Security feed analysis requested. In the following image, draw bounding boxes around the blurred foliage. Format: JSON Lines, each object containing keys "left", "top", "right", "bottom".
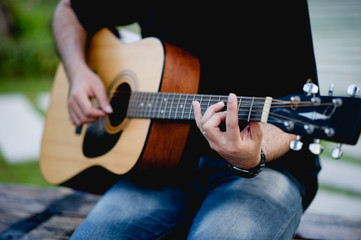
{"left": 0, "top": 0, "right": 59, "bottom": 79}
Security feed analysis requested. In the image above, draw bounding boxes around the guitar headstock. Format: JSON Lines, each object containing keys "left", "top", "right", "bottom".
{"left": 269, "top": 82, "right": 361, "bottom": 158}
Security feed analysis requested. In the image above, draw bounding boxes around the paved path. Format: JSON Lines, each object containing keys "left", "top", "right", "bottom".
{"left": 0, "top": 94, "right": 44, "bottom": 163}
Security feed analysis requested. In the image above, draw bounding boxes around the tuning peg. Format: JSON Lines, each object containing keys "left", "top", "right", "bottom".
{"left": 309, "top": 139, "right": 323, "bottom": 155}
{"left": 331, "top": 143, "right": 343, "bottom": 159}
{"left": 303, "top": 81, "right": 319, "bottom": 95}
{"left": 290, "top": 135, "right": 303, "bottom": 151}
{"left": 328, "top": 83, "right": 335, "bottom": 96}
{"left": 347, "top": 84, "right": 360, "bottom": 97}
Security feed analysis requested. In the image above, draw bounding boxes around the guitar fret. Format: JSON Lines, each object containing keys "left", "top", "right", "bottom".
{"left": 162, "top": 93, "right": 169, "bottom": 119}
{"left": 168, "top": 93, "right": 175, "bottom": 119}
{"left": 143, "top": 92, "right": 149, "bottom": 118}
{"left": 127, "top": 93, "right": 133, "bottom": 117}
{"left": 173, "top": 94, "right": 181, "bottom": 119}
{"left": 181, "top": 94, "right": 189, "bottom": 119}
{"left": 151, "top": 94, "right": 159, "bottom": 118}
{"left": 130, "top": 92, "right": 139, "bottom": 117}
{"left": 144, "top": 92, "right": 150, "bottom": 118}
{"left": 197, "top": 94, "right": 204, "bottom": 114}
{"left": 188, "top": 94, "right": 196, "bottom": 119}
{"left": 207, "top": 95, "right": 212, "bottom": 111}
{"left": 238, "top": 96, "right": 243, "bottom": 113}
{"left": 157, "top": 92, "right": 164, "bottom": 118}
{"left": 146, "top": 92, "right": 152, "bottom": 118}
{"left": 247, "top": 97, "right": 255, "bottom": 122}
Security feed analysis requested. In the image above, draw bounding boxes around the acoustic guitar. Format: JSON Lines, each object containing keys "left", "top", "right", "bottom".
{"left": 40, "top": 28, "right": 361, "bottom": 193}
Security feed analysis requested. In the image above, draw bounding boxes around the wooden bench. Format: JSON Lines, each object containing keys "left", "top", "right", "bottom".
{"left": 0, "top": 183, "right": 360, "bottom": 240}
{"left": 0, "top": 183, "right": 99, "bottom": 239}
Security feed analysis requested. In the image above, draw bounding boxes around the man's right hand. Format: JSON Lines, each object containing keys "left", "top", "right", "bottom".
{"left": 67, "top": 66, "right": 113, "bottom": 126}
{"left": 52, "top": 0, "right": 113, "bottom": 127}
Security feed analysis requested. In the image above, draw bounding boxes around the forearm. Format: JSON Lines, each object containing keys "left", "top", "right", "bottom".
{"left": 261, "top": 123, "right": 296, "bottom": 162}
{"left": 52, "top": 0, "right": 112, "bottom": 126}
{"left": 52, "top": 0, "right": 88, "bottom": 81}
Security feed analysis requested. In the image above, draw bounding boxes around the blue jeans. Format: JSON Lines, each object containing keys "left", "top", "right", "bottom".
{"left": 70, "top": 157, "right": 303, "bottom": 240}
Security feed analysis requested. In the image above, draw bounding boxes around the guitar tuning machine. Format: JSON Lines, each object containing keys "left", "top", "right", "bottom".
{"left": 309, "top": 139, "right": 323, "bottom": 155}
{"left": 304, "top": 124, "right": 315, "bottom": 134}
{"left": 290, "top": 135, "right": 303, "bottom": 151}
{"left": 303, "top": 80, "right": 319, "bottom": 96}
{"left": 324, "top": 127, "right": 335, "bottom": 138}
{"left": 284, "top": 121, "right": 295, "bottom": 131}
{"left": 331, "top": 143, "right": 343, "bottom": 159}
{"left": 347, "top": 84, "right": 360, "bottom": 97}
{"left": 303, "top": 80, "right": 321, "bottom": 105}
{"left": 328, "top": 83, "right": 335, "bottom": 96}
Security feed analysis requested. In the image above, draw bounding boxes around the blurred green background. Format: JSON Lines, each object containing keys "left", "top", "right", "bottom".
{"left": 0, "top": 0, "right": 58, "bottom": 186}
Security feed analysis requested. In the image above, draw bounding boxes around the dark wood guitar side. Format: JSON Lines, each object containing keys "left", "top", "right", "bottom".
{"left": 139, "top": 41, "right": 200, "bottom": 170}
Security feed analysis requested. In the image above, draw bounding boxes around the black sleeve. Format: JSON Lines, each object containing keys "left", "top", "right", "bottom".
{"left": 70, "top": 0, "right": 139, "bottom": 34}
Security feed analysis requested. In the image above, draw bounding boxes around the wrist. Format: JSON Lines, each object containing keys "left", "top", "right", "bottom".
{"left": 67, "top": 61, "right": 90, "bottom": 81}
{"left": 227, "top": 149, "right": 266, "bottom": 178}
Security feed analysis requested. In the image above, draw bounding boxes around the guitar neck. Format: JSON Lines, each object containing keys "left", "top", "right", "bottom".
{"left": 127, "top": 92, "right": 272, "bottom": 122}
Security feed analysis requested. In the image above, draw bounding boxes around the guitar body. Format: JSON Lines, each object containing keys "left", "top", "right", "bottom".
{"left": 40, "top": 29, "right": 200, "bottom": 192}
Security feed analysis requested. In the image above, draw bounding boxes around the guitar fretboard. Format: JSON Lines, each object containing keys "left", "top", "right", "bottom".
{"left": 127, "top": 92, "right": 272, "bottom": 122}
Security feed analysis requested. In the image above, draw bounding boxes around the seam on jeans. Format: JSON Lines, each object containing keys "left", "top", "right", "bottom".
{"left": 154, "top": 220, "right": 191, "bottom": 240}
{"left": 273, "top": 200, "right": 303, "bottom": 240}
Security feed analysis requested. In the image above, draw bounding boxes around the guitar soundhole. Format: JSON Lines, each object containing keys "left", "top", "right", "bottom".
{"left": 82, "top": 82, "right": 131, "bottom": 158}
{"left": 108, "top": 83, "right": 131, "bottom": 130}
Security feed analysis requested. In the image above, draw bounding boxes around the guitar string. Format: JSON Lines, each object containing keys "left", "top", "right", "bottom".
{"left": 108, "top": 91, "right": 336, "bottom": 123}
{"left": 108, "top": 91, "right": 338, "bottom": 134}
{"left": 126, "top": 100, "right": 336, "bottom": 126}
{"left": 267, "top": 112, "right": 328, "bottom": 132}
{"left": 127, "top": 103, "right": 335, "bottom": 119}
{"left": 127, "top": 98, "right": 334, "bottom": 112}
{"left": 110, "top": 90, "right": 335, "bottom": 106}
{"left": 110, "top": 91, "right": 335, "bottom": 109}
{"left": 127, "top": 94, "right": 266, "bottom": 117}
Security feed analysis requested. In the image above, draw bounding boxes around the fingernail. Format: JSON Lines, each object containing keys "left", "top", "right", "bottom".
{"left": 105, "top": 105, "right": 113, "bottom": 113}
{"left": 228, "top": 93, "right": 236, "bottom": 103}
{"left": 217, "top": 101, "right": 225, "bottom": 106}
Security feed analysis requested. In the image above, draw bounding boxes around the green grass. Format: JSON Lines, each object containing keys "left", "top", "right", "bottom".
{"left": 0, "top": 76, "right": 53, "bottom": 93}
{"left": 0, "top": 152, "right": 52, "bottom": 187}
{"left": 319, "top": 184, "right": 361, "bottom": 199}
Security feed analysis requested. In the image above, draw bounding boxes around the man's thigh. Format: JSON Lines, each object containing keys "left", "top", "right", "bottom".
{"left": 70, "top": 175, "right": 195, "bottom": 240}
{"left": 187, "top": 167, "right": 303, "bottom": 240}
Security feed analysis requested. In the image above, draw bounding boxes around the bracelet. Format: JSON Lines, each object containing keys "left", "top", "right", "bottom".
{"left": 227, "top": 149, "right": 266, "bottom": 178}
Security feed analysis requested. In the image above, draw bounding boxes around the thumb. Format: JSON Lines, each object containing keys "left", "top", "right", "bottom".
{"left": 248, "top": 122, "right": 263, "bottom": 144}
{"left": 93, "top": 85, "right": 113, "bottom": 114}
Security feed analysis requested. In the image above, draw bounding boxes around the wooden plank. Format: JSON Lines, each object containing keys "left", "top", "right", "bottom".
{"left": 295, "top": 213, "right": 361, "bottom": 240}
{"left": 0, "top": 184, "right": 70, "bottom": 233}
{"left": 0, "top": 183, "right": 99, "bottom": 239}
{"left": 21, "top": 215, "right": 85, "bottom": 240}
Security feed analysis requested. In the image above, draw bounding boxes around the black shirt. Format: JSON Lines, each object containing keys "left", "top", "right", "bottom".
{"left": 70, "top": 0, "right": 320, "bottom": 209}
